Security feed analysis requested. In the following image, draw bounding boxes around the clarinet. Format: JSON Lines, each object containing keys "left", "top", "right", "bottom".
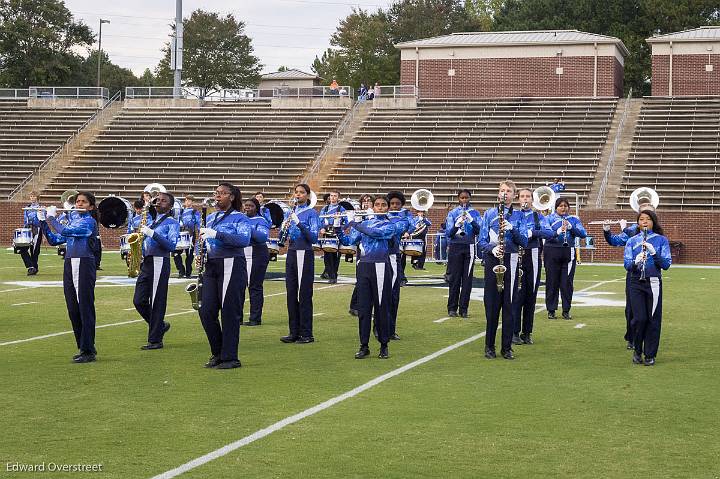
{"left": 639, "top": 227, "right": 648, "bottom": 281}
{"left": 517, "top": 202, "right": 527, "bottom": 291}
{"left": 492, "top": 194, "right": 507, "bottom": 293}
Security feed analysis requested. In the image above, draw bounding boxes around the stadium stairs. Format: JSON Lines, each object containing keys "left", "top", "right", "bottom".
{"left": 320, "top": 97, "right": 617, "bottom": 209}
{"left": 617, "top": 96, "right": 720, "bottom": 210}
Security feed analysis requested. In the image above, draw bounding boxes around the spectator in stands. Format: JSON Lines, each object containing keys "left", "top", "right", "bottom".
{"left": 329, "top": 79, "right": 339, "bottom": 95}
{"left": 358, "top": 83, "right": 368, "bottom": 101}
{"left": 339, "top": 88, "right": 348, "bottom": 96}
{"left": 367, "top": 83, "right": 375, "bottom": 100}
{"left": 549, "top": 178, "right": 566, "bottom": 193}
{"left": 18, "top": 191, "right": 43, "bottom": 275}
{"left": 374, "top": 82, "right": 381, "bottom": 99}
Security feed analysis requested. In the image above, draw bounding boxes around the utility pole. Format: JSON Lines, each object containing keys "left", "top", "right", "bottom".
{"left": 172, "top": 0, "right": 183, "bottom": 98}
{"left": 97, "top": 19, "right": 111, "bottom": 88}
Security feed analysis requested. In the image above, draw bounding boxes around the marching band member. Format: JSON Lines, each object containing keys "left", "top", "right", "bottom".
{"left": 544, "top": 198, "right": 587, "bottom": 320}
{"left": 198, "top": 183, "right": 252, "bottom": 369}
{"left": 19, "top": 191, "right": 43, "bottom": 275}
{"left": 242, "top": 198, "right": 271, "bottom": 327}
{"left": 280, "top": 183, "right": 320, "bottom": 344}
{"left": 624, "top": 210, "right": 671, "bottom": 366}
{"left": 479, "top": 181, "right": 528, "bottom": 360}
{"left": 174, "top": 195, "right": 200, "bottom": 278}
{"left": 386, "top": 191, "right": 411, "bottom": 341}
{"left": 513, "top": 188, "right": 554, "bottom": 345}
{"left": 254, "top": 191, "right": 273, "bottom": 224}
{"left": 444, "top": 189, "right": 482, "bottom": 318}
{"left": 409, "top": 210, "right": 431, "bottom": 270}
{"left": 349, "top": 194, "right": 373, "bottom": 317}
{"left": 319, "top": 190, "right": 345, "bottom": 284}
{"left": 40, "top": 192, "right": 99, "bottom": 363}
{"left": 133, "top": 192, "right": 180, "bottom": 350}
{"left": 338, "top": 196, "right": 395, "bottom": 359}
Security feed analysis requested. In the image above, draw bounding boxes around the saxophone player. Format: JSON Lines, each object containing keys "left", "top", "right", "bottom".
{"left": 444, "top": 189, "right": 481, "bottom": 318}
{"left": 132, "top": 192, "right": 180, "bottom": 351}
{"left": 478, "top": 181, "right": 528, "bottom": 360}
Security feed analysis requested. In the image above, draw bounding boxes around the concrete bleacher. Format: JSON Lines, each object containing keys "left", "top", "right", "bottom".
{"left": 0, "top": 99, "right": 96, "bottom": 198}
{"left": 322, "top": 97, "right": 617, "bottom": 208}
{"left": 42, "top": 103, "right": 348, "bottom": 201}
{"left": 618, "top": 96, "right": 720, "bottom": 209}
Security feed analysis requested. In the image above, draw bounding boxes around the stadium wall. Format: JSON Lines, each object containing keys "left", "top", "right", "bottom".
{"left": 651, "top": 54, "right": 720, "bottom": 96}
{"left": 2, "top": 202, "right": 718, "bottom": 264}
{"left": 400, "top": 56, "right": 623, "bottom": 98}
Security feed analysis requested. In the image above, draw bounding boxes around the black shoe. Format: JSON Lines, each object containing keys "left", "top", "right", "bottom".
{"left": 27, "top": 267, "right": 37, "bottom": 276}
{"left": 204, "top": 355, "right": 221, "bottom": 368}
{"left": 501, "top": 349, "right": 515, "bottom": 360}
{"left": 562, "top": 311, "right": 572, "bottom": 320}
{"left": 484, "top": 347, "right": 496, "bottom": 359}
{"left": 626, "top": 341, "right": 634, "bottom": 350}
{"left": 96, "top": 267, "right": 103, "bottom": 271}
{"left": 512, "top": 334, "right": 523, "bottom": 345}
{"left": 548, "top": 311, "right": 557, "bottom": 320}
{"left": 216, "top": 360, "right": 242, "bottom": 369}
{"left": 245, "top": 321, "right": 261, "bottom": 326}
{"left": 320, "top": 272, "right": 329, "bottom": 279}
{"left": 176, "top": 273, "right": 185, "bottom": 279}
{"left": 72, "top": 351, "right": 83, "bottom": 360}
{"left": 459, "top": 311, "right": 468, "bottom": 318}
{"left": 73, "top": 353, "right": 96, "bottom": 363}
{"left": 162, "top": 322, "right": 171, "bottom": 335}
{"left": 296, "top": 336, "right": 315, "bottom": 344}
{"left": 348, "top": 309, "right": 359, "bottom": 317}
{"left": 644, "top": 357, "right": 655, "bottom": 366}
{"left": 390, "top": 333, "right": 400, "bottom": 341}
{"left": 521, "top": 333, "right": 534, "bottom": 345}
{"left": 329, "top": 278, "right": 337, "bottom": 284}
{"left": 378, "top": 345, "right": 389, "bottom": 359}
{"left": 632, "top": 352, "right": 643, "bottom": 364}
{"left": 443, "top": 274, "right": 450, "bottom": 283}
{"left": 185, "top": 274, "right": 192, "bottom": 279}
{"left": 448, "top": 311, "right": 458, "bottom": 317}
{"left": 280, "top": 335, "right": 298, "bottom": 343}
{"left": 141, "top": 342, "right": 163, "bottom": 350}
{"left": 400, "top": 278, "right": 408, "bottom": 286}
{"left": 355, "top": 346, "right": 370, "bottom": 359}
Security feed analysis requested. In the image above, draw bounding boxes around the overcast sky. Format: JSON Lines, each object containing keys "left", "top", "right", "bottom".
{"left": 64, "top": 0, "right": 393, "bottom": 77}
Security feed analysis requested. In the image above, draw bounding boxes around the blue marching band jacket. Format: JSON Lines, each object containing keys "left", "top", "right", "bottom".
{"left": 387, "top": 209, "right": 412, "bottom": 254}
{"left": 142, "top": 213, "right": 180, "bottom": 257}
{"left": 445, "top": 205, "right": 482, "bottom": 244}
{"left": 42, "top": 213, "right": 97, "bottom": 258}
{"left": 320, "top": 203, "right": 346, "bottom": 231}
{"left": 479, "top": 206, "right": 528, "bottom": 254}
{"left": 247, "top": 215, "right": 271, "bottom": 248}
{"left": 339, "top": 216, "right": 396, "bottom": 263}
{"left": 544, "top": 213, "right": 587, "bottom": 248}
{"left": 23, "top": 203, "right": 41, "bottom": 230}
{"left": 284, "top": 202, "right": 320, "bottom": 251}
{"left": 204, "top": 209, "right": 252, "bottom": 258}
{"left": 604, "top": 224, "right": 639, "bottom": 247}
{"left": 520, "top": 208, "right": 554, "bottom": 248}
{"left": 179, "top": 207, "right": 201, "bottom": 233}
{"left": 624, "top": 231, "right": 672, "bottom": 279}
{"left": 127, "top": 213, "right": 142, "bottom": 234}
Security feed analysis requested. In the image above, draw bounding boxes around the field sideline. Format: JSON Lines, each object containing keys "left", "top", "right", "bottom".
{"left": 1, "top": 248, "right": 719, "bottom": 478}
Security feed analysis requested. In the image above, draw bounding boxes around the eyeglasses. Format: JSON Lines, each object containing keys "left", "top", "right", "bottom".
{"left": 214, "top": 190, "right": 230, "bottom": 196}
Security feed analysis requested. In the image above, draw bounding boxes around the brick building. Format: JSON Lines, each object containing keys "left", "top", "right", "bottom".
{"left": 648, "top": 27, "right": 720, "bottom": 96}
{"left": 396, "top": 30, "right": 628, "bottom": 99}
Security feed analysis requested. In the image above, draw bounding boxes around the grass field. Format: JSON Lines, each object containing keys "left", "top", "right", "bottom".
{"left": 1, "top": 247, "right": 719, "bottom": 478}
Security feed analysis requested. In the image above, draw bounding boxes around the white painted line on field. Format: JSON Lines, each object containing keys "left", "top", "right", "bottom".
{"left": 10, "top": 302, "right": 38, "bottom": 306}
{"left": 313, "top": 313, "right": 325, "bottom": 317}
{"left": 0, "top": 287, "right": 36, "bottom": 293}
{"left": 534, "top": 277, "right": 626, "bottom": 314}
{"left": 433, "top": 317, "right": 451, "bottom": 323}
{"left": 123, "top": 307, "right": 136, "bottom": 311}
{"left": 150, "top": 331, "right": 487, "bottom": 479}
{"left": 574, "top": 323, "right": 587, "bottom": 329}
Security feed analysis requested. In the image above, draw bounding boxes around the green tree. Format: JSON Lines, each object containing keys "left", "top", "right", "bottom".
{"left": 70, "top": 50, "right": 140, "bottom": 97}
{"left": 156, "top": 10, "right": 262, "bottom": 98}
{"left": 0, "top": 0, "right": 94, "bottom": 87}
{"left": 277, "top": 65, "right": 290, "bottom": 72}
{"left": 464, "top": 0, "right": 505, "bottom": 31}
{"left": 139, "top": 68, "right": 156, "bottom": 87}
{"left": 386, "top": 0, "right": 482, "bottom": 42}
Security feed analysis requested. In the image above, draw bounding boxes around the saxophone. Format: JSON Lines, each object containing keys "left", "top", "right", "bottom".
{"left": 186, "top": 204, "right": 208, "bottom": 310}
{"left": 126, "top": 203, "right": 148, "bottom": 278}
{"left": 517, "top": 202, "right": 527, "bottom": 291}
{"left": 492, "top": 194, "right": 507, "bottom": 293}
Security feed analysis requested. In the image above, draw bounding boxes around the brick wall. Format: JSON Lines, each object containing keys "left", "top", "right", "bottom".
{"left": 652, "top": 54, "right": 720, "bottom": 96}
{"left": 400, "top": 56, "right": 623, "bottom": 98}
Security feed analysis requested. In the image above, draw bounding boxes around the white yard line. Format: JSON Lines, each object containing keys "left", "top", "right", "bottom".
{"left": 0, "top": 287, "right": 37, "bottom": 293}
{"left": 10, "top": 302, "right": 38, "bottom": 307}
{"left": 150, "top": 332, "right": 487, "bottom": 479}
{"left": 574, "top": 323, "right": 587, "bottom": 329}
{"left": 433, "top": 317, "right": 451, "bottom": 323}
{"left": 534, "top": 277, "right": 625, "bottom": 314}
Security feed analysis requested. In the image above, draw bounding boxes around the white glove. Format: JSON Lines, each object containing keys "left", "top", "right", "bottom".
{"left": 290, "top": 213, "right": 300, "bottom": 225}
{"left": 466, "top": 215, "right": 474, "bottom": 224}
{"left": 346, "top": 211, "right": 355, "bottom": 223}
{"left": 455, "top": 216, "right": 464, "bottom": 228}
{"left": 602, "top": 220, "right": 612, "bottom": 232}
{"left": 527, "top": 229, "right": 533, "bottom": 238}
{"left": 492, "top": 245, "right": 503, "bottom": 258}
{"left": 644, "top": 242, "right": 656, "bottom": 256}
{"left": 46, "top": 205, "right": 57, "bottom": 219}
{"left": 634, "top": 252, "right": 646, "bottom": 265}
{"left": 556, "top": 227, "right": 564, "bottom": 236}
{"left": 332, "top": 217, "right": 341, "bottom": 228}
{"left": 319, "top": 228, "right": 326, "bottom": 236}
{"left": 141, "top": 226, "right": 154, "bottom": 237}
{"left": 200, "top": 227, "right": 217, "bottom": 240}
{"left": 502, "top": 221, "right": 513, "bottom": 232}
{"left": 36, "top": 208, "right": 46, "bottom": 221}
{"left": 619, "top": 219, "right": 628, "bottom": 231}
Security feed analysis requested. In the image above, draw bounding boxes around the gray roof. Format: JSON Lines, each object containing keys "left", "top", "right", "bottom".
{"left": 261, "top": 69, "right": 320, "bottom": 80}
{"left": 396, "top": 30, "right": 629, "bottom": 56}
{"left": 647, "top": 26, "right": 720, "bottom": 43}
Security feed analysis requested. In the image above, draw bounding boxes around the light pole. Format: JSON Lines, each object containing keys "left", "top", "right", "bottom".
{"left": 97, "top": 19, "right": 111, "bottom": 89}
{"left": 172, "top": 0, "right": 183, "bottom": 98}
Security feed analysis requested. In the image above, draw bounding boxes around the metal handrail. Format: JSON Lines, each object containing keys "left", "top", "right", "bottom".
{"left": 595, "top": 88, "right": 633, "bottom": 209}
{"left": 0, "top": 88, "right": 30, "bottom": 99}
{"left": 29, "top": 86, "right": 109, "bottom": 99}
{"left": 273, "top": 86, "right": 353, "bottom": 99}
{"left": 8, "top": 90, "right": 122, "bottom": 199}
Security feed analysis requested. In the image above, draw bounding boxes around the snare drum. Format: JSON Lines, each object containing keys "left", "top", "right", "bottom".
{"left": 12, "top": 228, "right": 33, "bottom": 247}
{"left": 176, "top": 231, "right": 192, "bottom": 251}
{"left": 119, "top": 234, "right": 131, "bottom": 254}
{"left": 320, "top": 237, "right": 339, "bottom": 253}
{"left": 312, "top": 243, "right": 322, "bottom": 252}
{"left": 339, "top": 244, "right": 357, "bottom": 256}
{"left": 400, "top": 239, "right": 425, "bottom": 257}
{"left": 266, "top": 238, "right": 280, "bottom": 254}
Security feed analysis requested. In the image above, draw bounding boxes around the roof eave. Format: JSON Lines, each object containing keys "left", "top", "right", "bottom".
{"left": 396, "top": 40, "right": 629, "bottom": 57}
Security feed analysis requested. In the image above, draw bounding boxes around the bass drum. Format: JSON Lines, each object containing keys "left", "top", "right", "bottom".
{"left": 98, "top": 196, "right": 132, "bottom": 229}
